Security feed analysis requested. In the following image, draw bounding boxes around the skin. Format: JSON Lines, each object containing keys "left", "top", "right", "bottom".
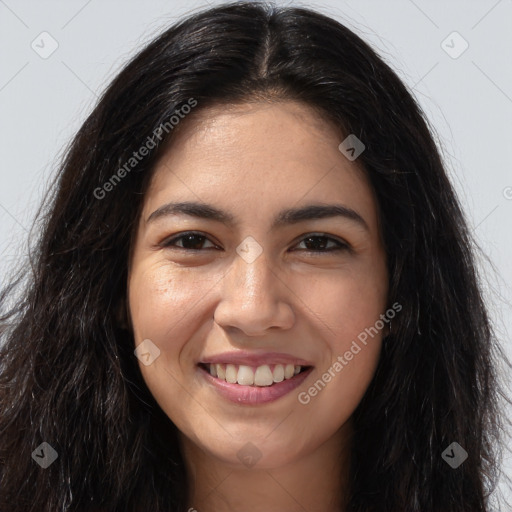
{"left": 127, "top": 101, "right": 389, "bottom": 512}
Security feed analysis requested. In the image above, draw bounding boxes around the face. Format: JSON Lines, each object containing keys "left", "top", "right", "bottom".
{"left": 127, "top": 101, "right": 389, "bottom": 470}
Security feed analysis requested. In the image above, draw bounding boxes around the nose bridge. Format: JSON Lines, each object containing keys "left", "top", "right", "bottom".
{"left": 213, "top": 243, "right": 295, "bottom": 334}
{"left": 231, "top": 246, "right": 277, "bottom": 305}
{"left": 227, "top": 234, "right": 274, "bottom": 298}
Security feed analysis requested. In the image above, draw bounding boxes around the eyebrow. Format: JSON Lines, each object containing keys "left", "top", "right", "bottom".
{"left": 146, "top": 201, "right": 370, "bottom": 232}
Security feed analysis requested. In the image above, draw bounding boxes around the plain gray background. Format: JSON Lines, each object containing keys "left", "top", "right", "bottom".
{"left": 1, "top": 0, "right": 511, "bottom": 506}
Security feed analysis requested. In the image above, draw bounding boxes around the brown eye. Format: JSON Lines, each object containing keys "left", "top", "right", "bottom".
{"left": 160, "top": 232, "right": 349, "bottom": 253}
{"left": 161, "top": 232, "right": 219, "bottom": 251}
{"left": 293, "top": 234, "right": 349, "bottom": 253}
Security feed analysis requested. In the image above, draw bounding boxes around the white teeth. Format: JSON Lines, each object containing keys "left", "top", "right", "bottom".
{"left": 237, "top": 365, "right": 254, "bottom": 385}
{"left": 225, "top": 364, "right": 237, "bottom": 383}
{"left": 206, "top": 363, "right": 304, "bottom": 386}
{"left": 216, "top": 363, "right": 225, "bottom": 380}
{"left": 254, "top": 365, "right": 273, "bottom": 386}
{"left": 284, "top": 364, "right": 295, "bottom": 379}
{"left": 273, "top": 364, "right": 285, "bottom": 382}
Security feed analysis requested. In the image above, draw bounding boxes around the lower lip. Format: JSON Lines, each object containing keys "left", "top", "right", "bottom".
{"left": 198, "top": 365, "right": 314, "bottom": 405}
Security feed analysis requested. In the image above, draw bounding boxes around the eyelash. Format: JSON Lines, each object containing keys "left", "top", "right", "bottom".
{"left": 160, "top": 231, "right": 350, "bottom": 253}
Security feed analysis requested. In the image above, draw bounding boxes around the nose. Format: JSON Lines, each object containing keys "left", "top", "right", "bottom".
{"left": 213, "top": 249, "right": 295, "bottom": 337}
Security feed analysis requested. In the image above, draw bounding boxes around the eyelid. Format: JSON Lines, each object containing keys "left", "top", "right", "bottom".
{"left": 160, "top": 231, "right": 220, "bottom": 250}
{"left": 160, "top": 231, "right": 351, "bottom": 253}
{"left": 291, "top": 232, "right": 350, "bottom": 249}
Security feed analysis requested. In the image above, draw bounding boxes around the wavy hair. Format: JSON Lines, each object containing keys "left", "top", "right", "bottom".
{"left": 0, "top": 2, "right": 510, "bottom": 511}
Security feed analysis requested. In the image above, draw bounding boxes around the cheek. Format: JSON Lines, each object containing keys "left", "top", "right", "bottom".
{"left": 291, "top": 262, "right": 388, "bottom": 345}
{"left": 291, "top": 264, "right": 386, "bottom": 411}
{"left": 127, "top": 264, "right": 213, "bottom": 419}
{"left": 127, "top": 264, "right": 213, "bottom": 406}
{"left": 128, "top": 263, "right": 214, "bottom": 344}
{"left": 298, "top": 343, "right": 381, "bottom": 441}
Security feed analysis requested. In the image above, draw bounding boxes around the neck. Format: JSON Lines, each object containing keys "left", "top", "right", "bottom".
{"left": 180, "top": 420, "right": 353, "bottom": 512}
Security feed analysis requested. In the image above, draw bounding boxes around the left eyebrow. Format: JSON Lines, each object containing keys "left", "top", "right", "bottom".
{"left": 146, "top": 201, "right": 370, "bottom": 233}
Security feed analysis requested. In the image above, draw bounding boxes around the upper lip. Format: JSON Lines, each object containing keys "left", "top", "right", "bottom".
{"left": 199, "top": 351, "right": 313, "bottom": 367}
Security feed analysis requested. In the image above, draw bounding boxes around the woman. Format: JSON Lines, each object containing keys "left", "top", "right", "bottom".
{"left": 0, "top": 2, "right": 510, "bottom": 511}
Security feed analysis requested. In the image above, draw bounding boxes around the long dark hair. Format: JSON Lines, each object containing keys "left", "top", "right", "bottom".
{"left": 1, "top": 2, "right": 510, "bottom": 511}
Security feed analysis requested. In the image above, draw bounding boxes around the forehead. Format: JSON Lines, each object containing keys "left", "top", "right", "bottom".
{"left": 142, "top": 101, "right": 379, "bottom": 230}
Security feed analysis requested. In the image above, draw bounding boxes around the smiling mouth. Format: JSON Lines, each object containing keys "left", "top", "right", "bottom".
{"left": 198, "top": 363, "right": 312, "bottom": 387}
